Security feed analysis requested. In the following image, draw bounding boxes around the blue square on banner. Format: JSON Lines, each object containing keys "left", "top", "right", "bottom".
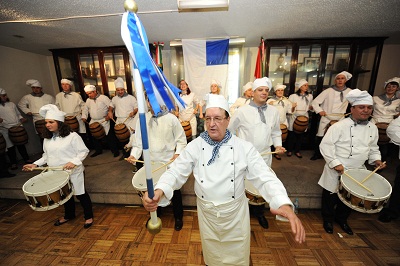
{"left": 206, "top": 39, "right": 229, "bottom": 66}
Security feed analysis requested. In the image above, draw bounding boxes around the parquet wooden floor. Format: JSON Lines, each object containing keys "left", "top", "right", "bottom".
{"left": 0, "top": 199, "right": 399, "bottom": 266}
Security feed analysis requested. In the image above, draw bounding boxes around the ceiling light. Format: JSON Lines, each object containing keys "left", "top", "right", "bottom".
{"left": 177, "top": 0, "right": 229, "bottom": 12}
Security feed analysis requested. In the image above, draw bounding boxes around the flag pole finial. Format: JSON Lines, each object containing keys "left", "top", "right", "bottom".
{"left": 124, "top": 0, "right": 138, "bottom": 13}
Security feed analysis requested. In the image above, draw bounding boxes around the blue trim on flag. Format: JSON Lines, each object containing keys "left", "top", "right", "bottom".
{"left": 206, "top": 39, "right": 229, "bottom": 65}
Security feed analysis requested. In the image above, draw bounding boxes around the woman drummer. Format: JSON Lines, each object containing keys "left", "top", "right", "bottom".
{"left": 23, "top": 104, "right": 94, "bottom": 228}
{"left": 286, "top": 79, "right": 314, "bottom": 158}
{"left": 371, "top": 77, "right": 400, "bottom": 161}
{"left": 176, "top": 80, "right": 200, "bottom": 141}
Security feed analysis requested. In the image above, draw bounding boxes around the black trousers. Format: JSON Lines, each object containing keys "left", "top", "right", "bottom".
{"left": 386, "top": 164, "right": 400, "bottom": 217}
{"left": 7, "top": 145, "right": 29, "bottom": 164}
{"left": 63, "top": 191, "right": 93, "bottom": 220}
{"left": 312, "top": 136, "right": 323, "bottom": 157}
{"left": 286, "top": 131, "right": 304, "bottom": 153}
{"left": 157, "top": 190, "right": 184, "bottom": 219}
{"left": 321, "top": 188, "right": 351, "bottom": 223}
{"left": 93, "top": 132, "right": 119, "bottom": 154}
{"left": 250, "top": 204, "right": 265, "bottom": 218}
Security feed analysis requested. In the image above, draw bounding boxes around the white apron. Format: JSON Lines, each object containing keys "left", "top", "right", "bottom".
{"left": 197, "top": 193, "right": 250, "bottom": 266}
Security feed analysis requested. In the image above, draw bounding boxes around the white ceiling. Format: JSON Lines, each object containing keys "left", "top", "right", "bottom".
{"left": 0, "top": 0, "right": 399, "bottom": 56}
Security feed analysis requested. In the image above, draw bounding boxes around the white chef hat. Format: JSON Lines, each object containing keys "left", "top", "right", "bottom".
{"left": 84, "top": 85, "right": 96, "bottom": 92}
{"left": 295, "top": 79, "right": 308, "bottom": 89}
{"left": 252, "top": 77, "right": 272, "bottom": 91}
{"left": 273, "top": 84, "right": 286, "bottom": 92}
{"left": 39, "top": 104, "right": 66, "bottom": 122}
{"left": 0, "top": 88, "right": 6, "bottom": 95}
{"left": 210, "top": 79, "right": 221, "bottom": 88}
{"left": 26, "top": 79, "right": 42, "bottom": 88}
{"left": 205, "top": 94, "right": 230, "bottom": 115}
{"left": 60, "top": 79, "right": 73, "bottom": 86}
{"left": 384, "top": 77, "right": 400, "bottom": 88}
{"left": 335, "top": 71, "right": 352, "bottom": 81}
{"left": 242, "top": 82, "right": 253, "bottom": 94}
{"left": 346, "top": 89, "right": 373, "bottom": 106}
{"left": 114, "top": 77, "right": 125, "bottom": 89}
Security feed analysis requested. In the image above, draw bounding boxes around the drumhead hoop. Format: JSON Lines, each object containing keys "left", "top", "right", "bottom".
{"left": 23, "top": 171, "right": 70, "bottom": 196}
{"left": 132, "top": 162, "right": 167, "bottom": 191}
{"left": 245, "top": 178, "right": 262, "bottom": 197}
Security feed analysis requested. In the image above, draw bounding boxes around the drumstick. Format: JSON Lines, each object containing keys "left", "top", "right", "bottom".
{"left": 122, "top": 116, "right": 131, "bottom": 124}
{"left": 124, "top": 158, "right": 145, "bottom": 163}
{"left": 326, "top": 112, "right": 351, "bottom": 117}
{"left": 260, "top": 151, "right": 279, "bottom": 156}
{"left": 343, "top": 172, "right": 373, "bottom": 194}
{"left": 30, "top": 166, "right": 65, "bottom": 171}
{"left": 361, "top": 161, "right": 386, "bottom": 184}
{"left": 152, "top": 160, "right": 174, "bottom": 173}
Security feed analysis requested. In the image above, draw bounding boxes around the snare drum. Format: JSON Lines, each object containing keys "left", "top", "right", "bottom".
{"left": 293, "top": 116, "right": 308, "bottom": 133}
{"left": 338, "top": 169, "right": 392, "bottom": 213}
{"left": 132, "top": 162, "right": 168, "bottom": 197}
{"left": 22, "top": 171, "right": 73, "bottom": 211}
{"left": 245, "top": 178, "right": 266, "bottom": 205}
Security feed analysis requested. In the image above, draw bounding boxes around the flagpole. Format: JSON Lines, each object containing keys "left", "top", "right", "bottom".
{"left": 124, "top": 0, "right": 162, "bottom": 235}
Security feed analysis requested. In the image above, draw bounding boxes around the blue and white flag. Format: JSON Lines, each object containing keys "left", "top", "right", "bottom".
{"left": 182, "top": 39, "right": 229, "bottom": 100}
{"left": 121, "top": 12, "right": 185, "bottom": 115}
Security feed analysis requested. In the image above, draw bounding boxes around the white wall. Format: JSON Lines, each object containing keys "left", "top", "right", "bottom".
{"left": 0, "top": 45, "right": 59, "bottom": 156}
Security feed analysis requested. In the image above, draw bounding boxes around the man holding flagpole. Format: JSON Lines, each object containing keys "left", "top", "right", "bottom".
{"left": 142, "top": 94, "right": 305, "bottom": 265}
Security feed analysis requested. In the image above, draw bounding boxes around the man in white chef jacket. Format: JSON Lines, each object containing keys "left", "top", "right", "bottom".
{"left": 18, "top": 79, "right": 55, "bottom": 141}
{"left": 228, "top": 77, "right": 285, "bottom": 229}
{"left": 318, "top": 89, "right": 385, "bottom": 235}
{"left": 142, "top": 94, "right": 305, "bottom": 266}
{"left": 311, "top": 71, "right": 353, "bottom": 160}
{"left": 378, "top": 116, "right": 400, "bottom": 222}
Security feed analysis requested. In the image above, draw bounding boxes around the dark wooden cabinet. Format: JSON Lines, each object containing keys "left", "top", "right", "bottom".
{"left": 51, "top": 46, "right": 133, "bottom": 99}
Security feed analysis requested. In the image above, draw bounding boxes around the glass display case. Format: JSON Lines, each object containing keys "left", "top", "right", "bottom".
{"left": 51, "top": 47, "right": 133, "bottom": 99}
{"left": 264, "top": 37, "right": 386, "bottom": 148}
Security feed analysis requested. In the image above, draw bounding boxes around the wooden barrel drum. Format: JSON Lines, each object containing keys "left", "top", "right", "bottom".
{"left": 376, "top": 123, "right": 390, "bottom": 144}
{"left": 293, "top": 116, "right": 309, "bottom": 134}
{"left": 8, "top": 126, "right": 29, "bottom": 145}
{"left": 181, "top": 121, "right": 192, "bottom": 140}
{"left": 89, "top": 122, "right": 106, "bottom": 140}
{"left": 64, "top": 116, "right": 79, "bottom": 132}
{"left": 34, "top": 119, "right": 46, "bottom": 138}
{"left": 280, "top": 124, "right": 288, "bottom": 142}
{"left": 114, "top": 123, "right": 131, "bottom": 143}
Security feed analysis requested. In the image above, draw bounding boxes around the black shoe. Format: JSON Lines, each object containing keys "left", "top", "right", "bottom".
{"left": 90, "top": 151, "right": 102, "bottom": 157}
{"left": 174, "top": 218, "right": 183, "bottom": 231}
{"left": 274, "top": 154, "right": 281, "bottom": 160}
{"left": 323, "top": 221, "right": 333, "bottom": 234}
{"left": 84, "top": 221, "right": 93, "bottom": 229}
{"left": 310, "top": 154, "right": 323, "bottom": 160}
{"left": 0, "top": 172, "right": 16, "bottom": 178}
{"left": 257, "top": 216, "right": 269, "bottom": 229}
{"left": 336, "top": 221, "right": 353, "bottom": 235}
{"left": 113, "top": 151, "right": 120, "bottom": 157}
{"left": 378, "top": 211, "right": 397, "bottom": 223}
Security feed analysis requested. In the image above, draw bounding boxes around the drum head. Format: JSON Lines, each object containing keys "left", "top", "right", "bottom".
{"left": 245, "top": 178, "right": 261, "bottom": 197}
{"left": 23, "top": 171, "right": 70, "bottom": 196}
{"left": 132, "top": 162, "right": 167, "bottom": 191}
{"left": 341, "top": 169, "right": 392, "bottom": 200}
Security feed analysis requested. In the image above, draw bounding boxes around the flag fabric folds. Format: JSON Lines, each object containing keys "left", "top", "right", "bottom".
{"left": 182, "top": 39, "right": 229, "bottom": 101}
{"left": 254, "top": 37, "right": 265, "bottom": 79}
{"left": 121, "top": 12, "right": 184, "bottom": 115}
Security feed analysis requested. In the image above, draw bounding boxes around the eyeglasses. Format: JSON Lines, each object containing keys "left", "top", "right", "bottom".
{"left": 205, "top": 117, "right": 226, "bottom": 124}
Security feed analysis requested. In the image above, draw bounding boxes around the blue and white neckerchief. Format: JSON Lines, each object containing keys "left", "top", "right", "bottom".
{"left": 349, "top": 115, "right": 369, "bottom": 126}
{"left": 200, "top": 130, "right": 232, "bottom": 166}
{"left": 378, "top": 93, "right": 398, "bottom": 106}
{"left": 51, "top": 132, "right": 59, "bottom": 140}
{"left": 151, "top": 108, "right": 168, "bottom": 125}
{"left": 249, "top": 100, "right": 267, "bottom": 123}
{"left": 332, "top": 86, "right": 347, "bottom": 102}
{"left": 118, "top": 92, "right": 129, "bottom": 98}
{"left": 30, "top": 92, "right": 44, "bottom": 97}
{"left": 63, "top": 91, "right": 72, "bottom": 98}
